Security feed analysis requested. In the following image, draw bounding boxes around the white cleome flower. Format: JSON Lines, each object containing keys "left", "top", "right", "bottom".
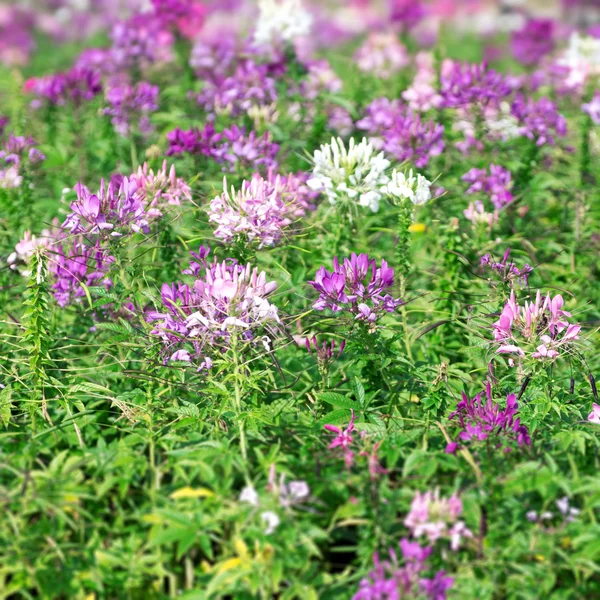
{"left": 380, "top": 169, "right": 432, "bottom": 206}
{"left": 254, "top": 0, "right": 313, "bottom": 46}
{"left": 307, "top": 137, "right": 390, "bottom": 213}
{"left": 260, "top": 510, "right": 281, "bottom": 534}
{"left": 239, "top": 485, "right": 260, "bottom": 507}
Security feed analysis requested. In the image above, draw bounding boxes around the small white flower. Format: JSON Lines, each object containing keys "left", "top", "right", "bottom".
{"left": 254, "top": 0, "right": 312, "bottom": 47}
{"left": 308, "top": 137, "right": 390, "bottom": 214}
{"left": 0, "top": 165, "right": 23, "bottom": 189}
{"left": 260, "top": 510, "right": 280, "bottom": 534}
{"left": 240, "top": 485, "right": 260, "bottom": 507}
{"left": 380, "top": 169, "right": 432, "bottom": 206}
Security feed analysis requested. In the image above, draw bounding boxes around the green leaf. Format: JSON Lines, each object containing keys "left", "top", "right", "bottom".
{"left": 317, "top": 392, "right": 357, "bottom": 409}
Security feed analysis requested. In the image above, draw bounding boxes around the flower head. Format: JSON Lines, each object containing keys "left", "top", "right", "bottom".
{"left": 254, "top": 0, "right": 312, "bottom": 47}
{"left": 357, "top": 99, "right": 444, "bottom": 169}
{"left": 355, "top": 32, "right": 409, "bottom": 80}
{"left": 380, "top": 169, "right": 432, "bottom": 206}
{"left": 307, "top": 137, "right": 390, "bottom": 214}
{"left": 493, "top": 290, "right": 581, "bottom": 363}
{"left": 446, "top": 382, "right": 531, "bottom": 452}
{"left": 308, "top": 253, "right": 403, "bottom": 324}
{"left": 149, "top": 249, "right": 280, "bottom": 365}
{"left": 208, "top": 175, "right": 293, "bottom": 249}
{"left": 462, "top": 165, "right": 513, "bottom": 210}
{"left": 404, "top": 489, "right": 472, "bottom": 550}
{"left": 511, "top": 95, "right": 567, "bottom": 147}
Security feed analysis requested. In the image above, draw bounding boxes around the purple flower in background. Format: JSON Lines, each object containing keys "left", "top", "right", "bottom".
{"left": 104, "top": 79, "right": 159, "bottom": 137}
{"left": 27, "top": 67, "right": 102, "bottom": 108}
{"left": 309, "top": 253, "right": 403, "bottom": 325}
{"left": 110, "top": 13, "right": 173, "bottom": 72}
{"left": 511, "top": 19, "right": 556, "bottom": 66}
{"left": 440, "top": 62, "right": 512, "bottom": 109}
{"left": 166, "top": 124, "right": 223, "bottom": 157}
{"left": 420, "top": 571, "right": 455, "bottom": 600}
{"left": 480, "top": 248, "right": 533, "bottom": 285}
{"left": 50, "top": 239, "right": 114, "bottom": 307}
{"left": 403, "top": 51, "right": 442, "bottom": 112}
{"left": 190, "top": 33, "right": 238, "bottom": 82}
{"left": 462, "top": 164, "right": 513, "bottom": 210}
{"left": 404, "top": 489, "right": 472, "bottom": 550}
{"left": 0, "top": 116, "right": 9, "bottom": 138}
{"left": 582, "top": 93, "right": 600, "bottom": 124}
{"left": 0, "top": 6, "right": 35, "bottom": 67}
{"left": 446, "top": 382, "right": 531, "bottom": 452}
{"left": 220, "top": 125, "right": 279, "bottom": 173}
{"left": 197, "top": 59, "right": 277, "bottom": 117}
{"left": 389, "top": 0, "right": 427, "bottom": 30}
{"left": 355, "top": 32, "right": 409, "bottom": 80}
{"left": 511, "top": 95, "right": 567, "bottom": 146}
{"left": 357, "top": 98, "right": 444, "bottom": 168}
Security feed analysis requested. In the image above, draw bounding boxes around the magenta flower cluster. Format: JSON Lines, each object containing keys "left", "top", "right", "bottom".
{"left": 445, "top": 383, "right": 531, "bottom": 454}
{"left": 209, "top": 170, "right": 316, "bottom": 249}
{"left": 309, "top": 253, "right": 403, "bottom": 324}
{"left": 511, "top": 19, "right": 556, "bottom": 67}
{"left": 357, "top": 98, "right": 444, "bottom": 168}
{"left": 462, "top": 164, "right": 513, "bottom": 210}
{"left": 493, "top": 291, "right": 581, "bottom": 362}
{"left": 354, "top": 539, "right": 453, "bottom": 600}
{"left": 50, "top": 238, "right": 114, "bottom": 308}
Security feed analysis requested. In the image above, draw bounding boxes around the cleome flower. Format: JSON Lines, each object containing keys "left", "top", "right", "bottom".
{"left": 357, "top": 98, "right": 444, "bottom": 169}
{"left": 354, "top": 32, "right": 409, "bottom": 80}
{"left": 254, "top": 0, "right": 312, "bottom": 47}
{"left": 462, "top": 164, "right": 513, "bottom": 210}
{"left": 307, "top": 137, "right": 390, "bottom": 214}
{"left": 308, "top": 253, "right": 403, "bottom": 324}
{"left": 208, "top": 174, "right": 295, "bottom": 249}
{"left": 63, "top": 178, "right": 151, "bottom": 237}
{"left": 493, "top": 290, "right": 581, "bottom": 363}
{"left": 404, "top": 489, "right": 472, "bottom": 551}
{"left": 380, "top": 168, "right": 433, "bottom": 206}
{"left": 128, "top": 160, "right": 191, "bottom": 218}
{"left": 353, "top": 539, "right": 453, "bottom": 600}
{"left": 149, "top": 248, "right": 280, "bottom": 365}
{"left": 445, "top": 382, "right": 531, "bottom": 453}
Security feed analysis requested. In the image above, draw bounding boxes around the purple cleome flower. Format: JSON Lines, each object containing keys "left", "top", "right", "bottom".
{"left": 511, "top": 95, "right": 567, "bottom": 146}
{"left": 148, "top": 248, "right": 280, "bottom": 365}
{"left": 308, "top": 253, "right": 403, "bottom": 324}
{"left": 446, "top": 382, "right": 531, "bottom": 452}
{"left": 440, "top": 61, "right": 512, "bottom": 109}
{"left": 462, "top": 164, "right": 513, "bottom": 210}
{"left": 357, "top": 98, "right": 444, "bottom": 168}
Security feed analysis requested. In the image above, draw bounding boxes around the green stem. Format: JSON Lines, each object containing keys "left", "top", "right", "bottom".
{"left": 231, "top": 335, "right": 248, "bottom": 461}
